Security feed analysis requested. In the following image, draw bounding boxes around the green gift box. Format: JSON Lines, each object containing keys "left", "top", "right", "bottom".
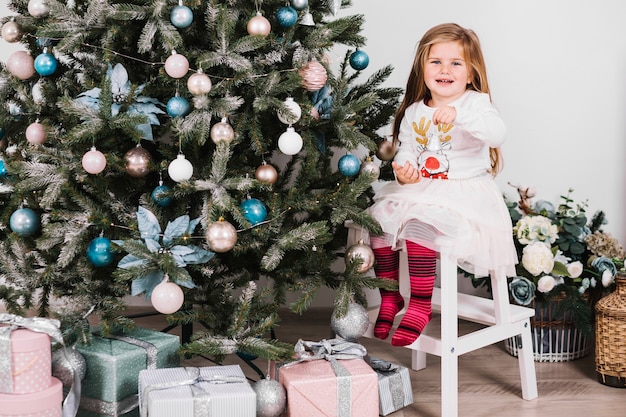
{"left": 76, "top": 327, "right": 180, "bottom": 417}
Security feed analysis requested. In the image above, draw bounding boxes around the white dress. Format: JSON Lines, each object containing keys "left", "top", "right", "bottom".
{"left": 368, "top": 91, "right": 518, "bottom": 278}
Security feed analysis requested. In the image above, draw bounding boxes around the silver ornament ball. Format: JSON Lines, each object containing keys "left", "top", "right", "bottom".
{"left": 345, "top": 241, "right": 375, "bottom": 273}
{"left": 290, "top": 0, "right": 308, "bottom": 11}
{"left": 253, "top": 379, "right": 287, "bottom": 417}
{"left": 331, "top": 302, "right": 369, "bottom": 341}
{"left": 52, "top": 348, "right": 87, "bottom": 389}
{"left": 360, "top": 158, "right": 380, "bottom": 180}
{"left": 210, "top": 119, "right": 235, "bottom": 144}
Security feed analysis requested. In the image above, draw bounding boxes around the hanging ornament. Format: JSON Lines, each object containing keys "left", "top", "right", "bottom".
{"left": 241, "top": 198, "right": 267, "bottom": 225}
{"left": 205, "top": 218, "right": 237, "bottom": 253}
{"left": 124, "top": 145, "right": 152, "bottom": 178}
{"left": 253, "top": 378, "right": 287, "bottom": 417}
{"left": 331, "top": 302, "right": 369, "bottom": 341}
{"left": 151, "top": 280, "right": 184, "bottom": 314}
{"left": 349, "top": 49, "right": 370, "bottom": 71}
{"left": 28, "top": 0, "right": 49, "bottom": 18}
{"left": 34, "top": 49, "right": 57, "bottom": 76}
{"left": 51, "top": 348, "right": 87, "bottom": 389}
{"left": 345, "top": 240, "right": 375, "bottom": 273}
{"left": 277, "top": 127, "right": 303, "bottom": 155}
{"left": 327, "top": 0, "right": 341, "bottom": 15}
{"left": 164, "top": 50, "right": 189, "bottom": 79}
{"left": 299, "top": 9, "right": 315, "bottom": 26}
{"left": 298, "top": 61, "right": 327, "bottom": 92}
{"left": 151, "top": 181, "right": 172, "bottom": 208}
{"left": 32, "top": 80, "right": 45, "bottom": 105}
{"left": 25, "top": 120, "right": 47, "bottom": 144}
{"left": 360, "top": 156, "right": 380, "bottom": 180}
{"left": 187, "top": 69, "right": 212, "bottom": 95}
{"left": 277, "top": 97, "right": 302, "bottom": 125}
{"left": 82, "top": 146, "right": 107, "bottom": 174}
{"left": 290, "top": 0, "right": 308, "bottom": 11}
{"left": 376, "top": 140, "right": 396, "bottom": 161}
{"left": 255, "top": 161, "right": 278, "bottom": 185}
{"left": 0, "top": 160, "right": 7, "bottom": 177}
{"left": 275, "top": 6, "right": 298, "bottom": 28}
{"left": 168, "top": 153, "right": 193, "bottom": 182}
{"left": 170, "top": 2, "right": 193, "bottom": 28}
{"left": 7, "top": 51, "right": 35, "bottom": 80}
{"left": 166, "top": 94, "right": 191, "bottom": 118}
{"left": 2, "top": 20, "right": 23, "bottom": 43}
{"left": 210, "top": 118, "right": 235, "bottom": 144}
{"left": 86, "top": 236, "right": 114, "bottom": 267}
{"left": 9, "top": 207, "right": 41, "bottom": 237}
{"left": 247, "top": 12, "right": 271, "bottom": 37}
{"left": 338, "top": 153, "right": 361, "bottom": 177}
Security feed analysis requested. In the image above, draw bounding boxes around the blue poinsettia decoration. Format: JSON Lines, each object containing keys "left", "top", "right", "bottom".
{"left": 76, "top": 63, "right": 165, "bottom": 141}
{"left": 114, "top": 207, "right": 214, "bottom": 298}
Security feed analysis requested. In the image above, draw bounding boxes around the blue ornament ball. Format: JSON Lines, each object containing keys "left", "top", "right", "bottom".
{"left": 276, "top": 6, "right": 298, "bottom": 28}
{"left": 166, "top": 96, "right": 191, "bottom": 118}
{"left": 9, "top": 207, "right": 40, "bottom": 237}
{"left": 241, "top": 198, "right": 267, "bottom": 225}
{"left": 0, "top": 160, "right": 7, "bottom": 177}
{"left": 338, "top": 154, "right": 361, "bottom": 177}
{"left": 151, "top": 184, "right": 173, "bottom": 207}
{"left": 0, "top": 127, "right": 5, "bottom": 139}
{"left": 349, "top": 50, "right": 369, "bottom": 71}
{"left": 34, "top": 52, "right": 57, "bottom": 76}
{"left": 170, "top": 5, "right": 193, "bottom": 28}
{"left": 86, "top": 236, "right": 115, "bottom": 267}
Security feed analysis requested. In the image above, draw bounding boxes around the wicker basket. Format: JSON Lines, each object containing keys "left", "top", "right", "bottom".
{"left": 595, "top": 274, "right": 626, "bottom": 387}
{"left": 504, "top": 293, "right": 592, "bottom": 362}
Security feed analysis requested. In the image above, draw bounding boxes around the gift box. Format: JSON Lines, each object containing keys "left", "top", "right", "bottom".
{"left": 0, "top": 328, "right": 52, "bottom": 395}
{"left": 0, "top": 377, "right": 63, "bottom": 417}
{"left": 138, "top": 365, "right": 256, "bottom": 417}
{"left": 367, "top": 357, "right": 413, "bottom": 416}
{"left": 75, "top": 327, "right": 180, "bottom": 417}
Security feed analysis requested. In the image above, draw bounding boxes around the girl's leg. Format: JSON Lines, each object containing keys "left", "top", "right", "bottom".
{"left": 371, "top": 237, "right": 403, "bottom": 340}
{"left": 391, "top": 240, "right": 436, "bottom": 347}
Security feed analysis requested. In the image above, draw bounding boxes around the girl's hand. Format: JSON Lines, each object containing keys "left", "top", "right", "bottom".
{"left": 432, "top": 105, "right": 456, "bottom": 125}
{"left": 392, "top": 161, "right": 421, "bottom": 184}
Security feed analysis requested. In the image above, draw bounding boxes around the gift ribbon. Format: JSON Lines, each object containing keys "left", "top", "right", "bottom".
{"left": 369, "top": 358, "right": 406, "bottom": 411}
{"left": 140, "top": 367, "right": 247, "bottom": 417}
{"left": 0, "top": 313, "right": 81, "bottom": 417}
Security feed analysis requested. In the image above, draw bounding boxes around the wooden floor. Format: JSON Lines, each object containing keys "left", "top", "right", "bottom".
{"left": 127, "top": 306, "right": 625, "bottom": 417}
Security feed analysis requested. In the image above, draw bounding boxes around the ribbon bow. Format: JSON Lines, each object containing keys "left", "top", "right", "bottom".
{"left": 0, "top": 314, "right": 81, "bottom": 417}
{"left": 293, "top": 338, "right": 367, "bottom": 361}
{"left": 368, "top": 357, "right": 400, "bottom": 374}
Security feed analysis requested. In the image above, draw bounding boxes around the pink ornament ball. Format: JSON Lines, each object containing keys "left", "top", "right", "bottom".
{"left": 25, "top": 121, "right": 47, "bottom": 144}
{"left": 82, "top": 147, "right": 107, "bottom": 174}
{"left": 247, "top": 12, "right": 271, "bottom": 37}
{"left": 164, "top": 52, "right": 189, "bottom": 79}
{"left": 151, "top": 281, "right": 184, "bottom": 314}
{"left": 7, "top": 51, "right": 35, "bottom": 80}
{"left": 298, "top": 61, "right": 327, "bottom": 92}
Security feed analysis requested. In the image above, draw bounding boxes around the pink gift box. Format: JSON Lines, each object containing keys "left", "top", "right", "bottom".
{"left": 1, "top": 328, "right": 52, "bottom": 394}
{"left": 0, "top": 376, "right": 62, "bottom": 417}
{"left": 275, "top": 358, "right": 379, "bottom": 417}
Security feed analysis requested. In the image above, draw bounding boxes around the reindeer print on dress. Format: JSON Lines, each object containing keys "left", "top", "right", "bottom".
{"left": 412, "top": 117, "right": 453, "bottom": 179}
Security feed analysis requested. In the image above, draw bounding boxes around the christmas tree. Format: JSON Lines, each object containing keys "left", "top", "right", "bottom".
{"left": 0, "top": 0, "right": 401, "bottom": 361}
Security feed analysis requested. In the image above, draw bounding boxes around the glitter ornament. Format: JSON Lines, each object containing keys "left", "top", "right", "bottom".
{"left": 82, "top": 146, "right": 107, "bottom": 174}
{"left": 168, "top": 154, "right": 193, "bottom": 182}
{"left": 255, "top": 162, "right": 278, "bottom": 184}
{"left": 290, "top": 0, "right": 308, "bottom": 11}
{"left": 7, "top": 51, "right": 35, "bottom": 80}
{"left": 360, "top": 156, "right": 380, "bottom": 180}
{"left": 338, "top": 153, "right": 361, "bottom": 177}
{"left": 2, "top": 20, "right": 23, "bottom": 43}
{"left": 164, "top": 51, "right": 189, "bottom": 78}
{"left": 277, "top": 127, "right": 303, "bottom": 155}
{"left": 253, "top": 379, "right": 287, "bottom": 417}
{"left": 170, "top": 4, "right": 193, "bottom": 28}
{"left": 28, "top": 0, "right": 49, "bottom": 18}
{"left": 247, "top": 12, "right": 271, "bottom": 37}
{"left": 151, "top": 183, "right": 172, "bottom": 207}
{"left": 187, "top": 70, "right": 212, "bottom": 95}
{"left": 25, "top": 121, "right": 47, "bottom": 144}
{"left": 345, "top": 241, "right": 375, "bottom": 273}
{"left": 86, "top": 236, "right": 114, "bottom": 267}
{"left": 52, "top": 348, "right": 86, "bottom": 389}
{"left": 275, "top": 6, "right": 298, "bottom": 28}
{"left": 166, "top": 95, "right": 191, "bottom": 118}
{"left": 124, "top": 145, "right": 152, "bottom": 177}
{"left": 331, "top": 302, "right": 369, "bottom": 341}
{"left": 151, "top": 281, "right": 184, "bottom": 314}
{"left": 298, "top": 61, "right": 327, "bottom": 92}
{"left": 9, "top": 207, "right": 40, "bottom": 237}
{"left": 277, "top": 97, "right": 302, "bottom": 125}
{"left": 241, "top": 198, "right": 267, "bottom": 225}
{"left": 210, "top": 118, "right": 235, "bottom": 144}
{"left": 376, "top": 140, "right": 396, "bottom": 161}
{"left": 205, "top": 219, "right": 238, "bottom": 253}
{"left": 349, "top": 49, "right": 370, "bottom": 71}
{"left": 34, "top": 51, "right": 57, "bottom": 76}
{"left": 32, "top": 80, "right": 45, "bottom": 105}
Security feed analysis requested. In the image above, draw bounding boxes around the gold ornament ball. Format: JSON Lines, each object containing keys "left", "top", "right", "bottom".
{"left": 376, "top": 140, "right": 396, "bottom": 161}
{"left": 298, "top": 61, "right": 328, "bottom": 92}
{"left": 345, "top": 241, "right": 375, "bottom": 273}
{"left": 2, "top": 21, "right": 23, "bottom": 43}
{"left": 255, "top": 163, "right": 278, "bottom": 184}
{"left": 187, "top": 71, "right": 212, "bottom": 95}
{"left": 210, "top": 119, "right": 235, "bottom": 144}
{"left": 206, "top": 220, "right": 238, "bottom": 253}
{"left": 124, "top": 146, "right": 152, "bottom": 177}
{"left": 247, "top": 12, "right": 271, "bottom": 37}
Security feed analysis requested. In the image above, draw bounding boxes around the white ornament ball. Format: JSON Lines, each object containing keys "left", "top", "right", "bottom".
{"left": 253, "top": 379, "right": 287, "bottom": 417}
{"left": 247, "top": 12, "right": 271, "bottom": 37}
{"left": 168, "top": 154, "right": 194, "bottom": 182}
{"left": 187, "top": 71, "right": 212, "bottom": 95}
{"left": 205, "top": 220, "right": 238, "bottom": 253}
{"left": 7, "top": 51, "right": 35, "bottom": 80}
{"left": 298, "top": 61, "right": 327, "bottom": 92}
{"left": 277, "top": 97, "right": 302, "bottom": 125}
{"left": 345, "top": 241, "right": 375, "bottom": 273}
{"left": 331, "top": 302, "right": 370, "bottom": 341}
{"left": 25, "top": 121, "right": 47, "bottom": 144}
{"left": 277, "top": 127, "right": 303, "bottom": 155}
{"left": 151, "top": 281, "right": 184, "bottom": 314}
{"left": 82, "top": 147, "right": 107, "bottom": 174}
{"left": 32, "top": 80, "right": 45, "bottom": 105}
{"left": 210, "top": 119, "right": 235, "bottom": 144}
{"left": 28, "top": 0, "right": 49, "bottom": 18}
{"left": 164, "top": 51, "right": 189, "bottom": 79}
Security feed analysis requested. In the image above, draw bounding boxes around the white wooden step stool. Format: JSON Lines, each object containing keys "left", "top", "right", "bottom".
{"left": 347, "top": 230, "right": 538, "bottom": 417}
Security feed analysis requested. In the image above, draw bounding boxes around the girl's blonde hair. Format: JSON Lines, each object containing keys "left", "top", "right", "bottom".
{"left": 392, "top": 23, "right": 502, "bottom": 175}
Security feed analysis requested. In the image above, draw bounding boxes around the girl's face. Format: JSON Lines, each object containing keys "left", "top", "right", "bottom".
{"left": 423, "top": 41, "right": 471, "bottom": 107}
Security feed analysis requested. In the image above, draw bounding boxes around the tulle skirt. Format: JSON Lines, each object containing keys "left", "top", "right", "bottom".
{"left": 367, "top": 175, "right": 518, "bottom": 277}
